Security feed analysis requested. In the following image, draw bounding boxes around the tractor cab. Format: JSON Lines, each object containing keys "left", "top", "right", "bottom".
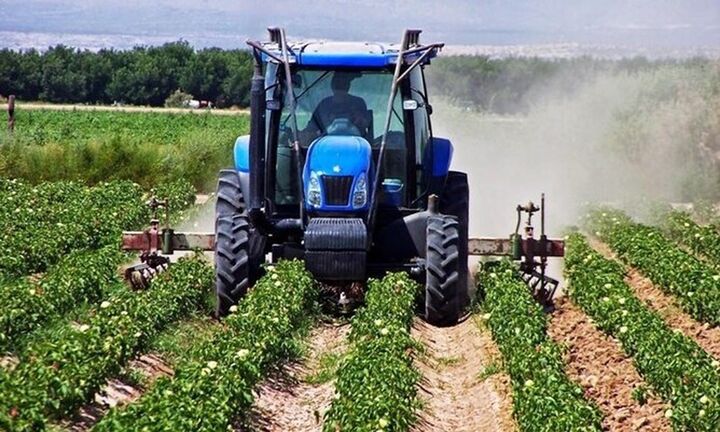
{"left": 237, "top": 35, "right": 442, "bottom": 220}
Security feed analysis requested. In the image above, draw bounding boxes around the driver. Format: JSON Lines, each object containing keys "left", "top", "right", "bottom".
{"left": 303, "top": 73, "right": 369, "bottom": 141}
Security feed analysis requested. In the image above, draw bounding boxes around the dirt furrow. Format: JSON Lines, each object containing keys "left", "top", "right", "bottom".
{"left": 244, "top": 322, "right": 349, "bottom": 432}
{"left": 548, "top": 298, "right": 671, "bottom": 431}
{"left": 59, "top": 353, "right": 173, "bottom": 431}
{"left": 411, "top": 317, "right": 516, "bottom": 432}
{"left": 589, "top": 237, "right": 720, "bottom": 360}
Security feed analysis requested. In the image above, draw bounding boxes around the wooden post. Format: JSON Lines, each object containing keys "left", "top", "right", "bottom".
{"left": 7, "top": 95, "right": 15, "bottom": 132}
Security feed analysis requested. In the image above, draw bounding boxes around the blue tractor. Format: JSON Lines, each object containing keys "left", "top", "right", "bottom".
{"left": 214, "top": 28, "right": 469, "bottom": 325}
{"left": 122, "top": 28, "right": 565, "bottom": 326}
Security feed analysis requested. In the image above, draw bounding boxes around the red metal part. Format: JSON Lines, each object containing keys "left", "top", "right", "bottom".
{"left": 121, "top": 231, "right": 215, "bottom": 252}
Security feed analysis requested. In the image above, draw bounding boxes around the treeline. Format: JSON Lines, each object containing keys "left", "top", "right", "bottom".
{"left": 0, "top": 42, "right": 253, "bottom": 107}
{"left": 425, "top": 55, "right": 715, "bottom": 114}
{"left": 0, "top": 41, "right": 716, "bottom": 112}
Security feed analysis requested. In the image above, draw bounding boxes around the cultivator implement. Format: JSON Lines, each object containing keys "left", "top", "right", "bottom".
{"left": 469, "top": 194, "right": 564, "bottom": 306}
{"left": 121, "top": 197, "right": 214, "bottom": 289}
{"left": 122, "top": 193, "right": 563, "bottom": 304}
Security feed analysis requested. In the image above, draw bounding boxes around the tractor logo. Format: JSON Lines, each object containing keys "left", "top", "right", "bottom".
{"left": 333, "top": 165, "right": 342, "bottom": 173}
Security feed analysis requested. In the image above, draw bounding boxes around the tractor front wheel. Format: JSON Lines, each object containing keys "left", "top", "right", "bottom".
{"left": 214, "top": 169, "right": 265, "bottom": 317}
{"left": 425, "top": 214, "right": 461, "bottom": 326}
{"left": 215, "top": 215, "right": 250, "bottom": 317}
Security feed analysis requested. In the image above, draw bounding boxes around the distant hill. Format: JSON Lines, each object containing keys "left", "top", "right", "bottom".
{"left": 1, "top": 0, "right": 719, "bottom": 52}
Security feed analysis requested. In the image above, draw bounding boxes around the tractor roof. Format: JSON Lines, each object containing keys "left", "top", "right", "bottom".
{"left": 254, "top": 33, "right": 442, "bottom": 68}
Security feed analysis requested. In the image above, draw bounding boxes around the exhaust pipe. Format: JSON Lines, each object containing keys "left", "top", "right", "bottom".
{"left": 248, "top": 51, "right": 266, "bottom": 212}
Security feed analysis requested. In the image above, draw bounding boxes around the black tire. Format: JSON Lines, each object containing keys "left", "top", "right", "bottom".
{"left": 440, "top": 171, "right": 470, "bottom": 311}
{"left": 215, "top": 215, "right": 250, "bottom": 317}
{"left": 425, "top": 214, "right": 461, "bottom": 326}
{"left": 214, "top": 169, "right": 266, "bottom": 305}
{"left": 216, "top": 169, "right": 245, "bottom": 217}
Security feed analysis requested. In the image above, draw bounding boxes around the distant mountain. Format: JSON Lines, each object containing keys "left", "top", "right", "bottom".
{"left": 1, "top": 0, "right": 718, "bottom": 52}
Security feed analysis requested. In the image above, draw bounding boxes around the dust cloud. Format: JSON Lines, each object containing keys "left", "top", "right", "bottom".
{"left": 431, "top": 67, "right": 718, "bottom": 237}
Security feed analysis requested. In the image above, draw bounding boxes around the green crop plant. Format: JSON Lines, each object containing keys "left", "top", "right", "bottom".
{"left": 324, "top": 273, "right": 421, "bottom": 432}
{"left": 0, "top": 257, "right": 212, "bottom": 431}
{"left": 0, "top": 178, "right": 195, "bottom": 278}
{"left": 565, "top": 233, "right": 720, "bottom": 431}
{"left": 586, "top": 208, "right": 720, "bottom": 326}
{"left": 479, "top": 260, "right": 603, "bottom": 432}
{"left": 92, "top": 260, "right": 316, "bottom": 432}
{"left": 0, "top": 246, "right": 122, "bottom": 352}
{"left": 661, "top": 210, "right": 720, "bottom": 269}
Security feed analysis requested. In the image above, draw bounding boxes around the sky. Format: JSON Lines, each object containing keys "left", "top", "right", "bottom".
{"left": 1, "top": 0, "right": 719, "bottom": 52}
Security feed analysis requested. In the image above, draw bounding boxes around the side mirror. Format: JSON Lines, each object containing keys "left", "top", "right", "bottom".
{"left": 423, "top": 137, "right": 453, "bottom": 177}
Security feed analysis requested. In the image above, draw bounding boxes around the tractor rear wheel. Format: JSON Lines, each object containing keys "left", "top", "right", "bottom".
{"left": 216, "top": 169, "right": 245, "bottom": 217}
{"left": 215, "top": 215, "right": 250, "bottom": 317}
{"left": 440, "top": 171, "right": 470, "bottom": 310}
{"left": 425, "top": 214, "right": 461, "bottom": 326}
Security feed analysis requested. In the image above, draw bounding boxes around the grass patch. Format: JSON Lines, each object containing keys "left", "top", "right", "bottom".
{"left": 146, "top": 313, "right": 220, "bottom": 366}
{"left": 477, "top": 361, "right": 502, "bottom": 381}
{"left": 437, "top": 355, "right": 463, "bottom": 367}
{"left": 304, "top": 351, "right": 344, "bottom": 385}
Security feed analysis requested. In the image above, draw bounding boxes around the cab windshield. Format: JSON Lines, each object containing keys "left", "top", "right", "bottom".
{"left": 274, "top": 68, "right": 409, "bottom": 207}
{"left": 281, "top": 69, "right": 404, "bottom": 147}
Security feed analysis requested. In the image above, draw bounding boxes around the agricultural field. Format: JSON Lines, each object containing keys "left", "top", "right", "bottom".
{"left": 0, "top": 108, "right": 249, "bottom": 190}
{"left": 1, "top": 80, "right": 720, "bottom": 432}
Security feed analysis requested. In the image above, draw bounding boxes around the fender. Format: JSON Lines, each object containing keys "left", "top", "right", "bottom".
{"left": 423, "top": 136, "right": 454, "bottom": 197}
{"left": 233, "top": 135, "right": 251, "bottom": 203}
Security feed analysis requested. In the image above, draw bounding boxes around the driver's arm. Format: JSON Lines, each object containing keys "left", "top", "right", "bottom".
{"left": 351, "top": 98, "right": 370, "bottom": 134}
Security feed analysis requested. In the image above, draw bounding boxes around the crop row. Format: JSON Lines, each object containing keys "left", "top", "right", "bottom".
{"left": 0, "top": 246, "right": 121, "bottom": 352}
{"left": 0, "top": 178, "right": 195, "bottom": 278}
{"left": 324, "top": 273, "right": 420, "bottom": 431}
{"left": 93, "top": 260, "right": 316, "bottom": 432}
{"left": 661, "top": 210, "right": 720, "bottom": 268}
{"left": 0, "top": 257, "right": 212, "bottom": 431}
{"left": 565, "top": 233, "right": 720, "bottom": 431}
{"left": 586, "top": 208, "right": 720, "bottom": 326}
{"left": 479, "top": 260, "right": 603, "bottom": 432}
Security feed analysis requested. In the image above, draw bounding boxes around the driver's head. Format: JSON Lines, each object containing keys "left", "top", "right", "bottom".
{"left": 331, "top": 74, "right": 352, "bottom": 95}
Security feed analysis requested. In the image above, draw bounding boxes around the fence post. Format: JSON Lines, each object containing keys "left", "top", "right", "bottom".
{"left": 7, "top": 95, "right": 15, "bottom": 132}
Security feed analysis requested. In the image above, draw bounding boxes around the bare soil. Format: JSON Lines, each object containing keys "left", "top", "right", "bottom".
{"left": 548, "top": 298, "right": 671, "bottom": 432}
{"left": 243, "top": 322, "right": 350, "bottom": 432}
{"left": 589, "top": 237, "right": 720, "bottom": 361}
{"left": 58, "top": 354, "right": 173, "bottom": 431}
{"left": 411, "top": 317, "right": 516, "bottom": 432}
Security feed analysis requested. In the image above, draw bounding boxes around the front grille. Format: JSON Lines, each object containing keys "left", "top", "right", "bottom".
{"left": 321, "top": 175, "right": 353, "bottom": 206}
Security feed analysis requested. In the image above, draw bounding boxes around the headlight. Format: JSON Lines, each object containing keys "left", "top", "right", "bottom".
{"left": 307, "top": 172, "right": 322, "bottom": 207}
{"left": 352, "top": 172, "right": 367, "bottom": 208}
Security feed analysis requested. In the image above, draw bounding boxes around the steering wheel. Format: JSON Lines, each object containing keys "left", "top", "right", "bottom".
{"left": 326, "top": 117, "right": 362, "bottom": 137}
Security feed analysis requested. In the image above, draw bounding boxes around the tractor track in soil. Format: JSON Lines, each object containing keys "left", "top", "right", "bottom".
{"left": 240, "top": 322, "right": 350, "bottom": 432}
{"left": 548, "top": 298, "right": 671, "bottom": 432}
{"left": 589, "top": 237, "right": 720, "bottom": 361}
{"left": 411, "top": 316, "right": 516, "bottom": 432}
{"left": 58, "top": 354, "right": 173, "bottom": 431}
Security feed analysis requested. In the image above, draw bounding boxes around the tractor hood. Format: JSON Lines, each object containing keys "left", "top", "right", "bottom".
{"left": 303, "top": 135, "right": 373, "bottom": 212}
